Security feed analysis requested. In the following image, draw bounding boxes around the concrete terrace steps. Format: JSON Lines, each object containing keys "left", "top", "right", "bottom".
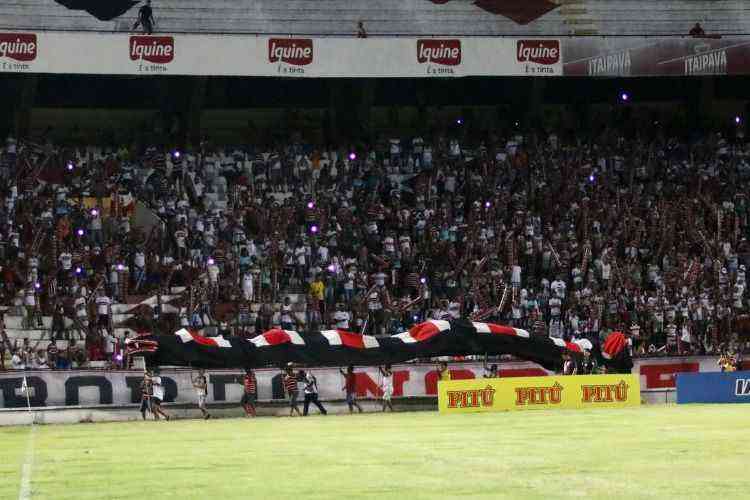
{"left": 3, "top": 290, "right": 309, "bottom": 344}
{"left": 2, "top": 0, "right": 747, "bottom": 36}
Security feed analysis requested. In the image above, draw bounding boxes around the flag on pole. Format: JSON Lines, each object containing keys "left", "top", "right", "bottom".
{"left": 22, "top": 375, "right": 33, "bottom": 412}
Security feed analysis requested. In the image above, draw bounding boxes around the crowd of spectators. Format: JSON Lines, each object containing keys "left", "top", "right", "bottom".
{"left": 1, "top": 122, "right": 750, "bottom": 370}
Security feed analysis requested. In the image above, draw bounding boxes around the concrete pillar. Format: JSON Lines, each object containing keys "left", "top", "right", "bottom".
{"left": 526, "top": 77, "right": 545, "bottom": 129}
{"left": 187, "top": 77, "right": 207, "bottom": 147}
{"left": 14, "top": 75, "right": 38, "bottom": 139}
{"left": 328, "top": 79, "right": 376, "bottom": 143}
{"left": 697, "top": 76, "right": 716, "bottom": 126}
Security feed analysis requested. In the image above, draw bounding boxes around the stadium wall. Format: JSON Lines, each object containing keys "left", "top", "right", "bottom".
{"left": 0, "top": 356, "right": 737, "bottom": 411}
{"left": 3, "top": 31, "right": 750, "bottom": 77}
{"left": 2, "top": 0, "right": 750, "bottom": 37}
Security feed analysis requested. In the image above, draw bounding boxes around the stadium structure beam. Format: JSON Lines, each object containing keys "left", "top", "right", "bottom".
{"left": 14, "top": 75, "right": 38, "bottom": 139}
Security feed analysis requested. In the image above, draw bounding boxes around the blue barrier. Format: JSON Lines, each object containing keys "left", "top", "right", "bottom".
{"left": 676, "top": 371, "right": 750, "bottom": 404}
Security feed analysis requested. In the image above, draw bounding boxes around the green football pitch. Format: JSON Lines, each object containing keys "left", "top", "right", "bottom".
{"left": 1, "top": 405, "right": 749, "bottom": 499}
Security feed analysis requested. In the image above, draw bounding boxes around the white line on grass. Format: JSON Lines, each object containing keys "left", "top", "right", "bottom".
{"left": 18, "top": 425, "right": 36, "bottom": 500}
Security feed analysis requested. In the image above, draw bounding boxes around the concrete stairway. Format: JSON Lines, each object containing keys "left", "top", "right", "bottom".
{"left": 2, "top": 0, "right": 746, "bottom": 36}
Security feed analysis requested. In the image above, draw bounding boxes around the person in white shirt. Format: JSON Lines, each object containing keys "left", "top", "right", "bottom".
{"left": 379, "top": 364, "right": 395, "bottom": 412}
{"left": 374, "top": 270, "right": 387, "bottom": 288}
{"left": 280, "top": 297, "right": 295, "bottom": 330}
{"left": 242, "top": 272, "right": 254, "bottom": 302}
{"left": 11, "top": 350, "right": 25, "bottom": 370}
{"left": 150, "top": 370, "right": 171, "bottom": 421}
{"left": 96, "top": 291, "right": 111, "bottom": 330}
{"left": 192, "top": 369, "right": 210, "bottom": 420}
{"left": 59, "top": 251, "right": 73, "bottom": 271}
{"left": 207, "top": 260, "right": 220, "bottom": 285}
{"left": 551, "top": 277, "right": 567, "bottom": 299}
{"left": 333, "top": 303, "right": 351, "bottom": 329}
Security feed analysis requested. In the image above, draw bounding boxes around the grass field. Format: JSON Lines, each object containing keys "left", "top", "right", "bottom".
{"left": 1, "top": 405, "right": 750, "bottom": 499}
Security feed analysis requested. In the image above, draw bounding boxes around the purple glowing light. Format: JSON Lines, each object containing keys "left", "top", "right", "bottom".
{"left": 77, "top": 228, "right": 84, "bottom": 236}
{"left": 349, "top": 152, "right": 356, "bottom": 161}
{"left": 207, "top": 258, "right": 215, "bottom": 266}
{"left": 91, "top": 209, "right": 99, "bottom": 216}
{"left": 419, "top": 277, "right": 427, "bottom": 284}
{"left": 307, "top": 201, "right": 314, "bottom": 209}
{"left": 310, "top": 225, "right": 319, "bottom": 234}
{"left": 620, "top": 92, "right": 629, "bottom": 102}
{"left": 735, "top": 116, "right": 742, "bottom": 125}
{"left": 484, "top": 201, "right": 491, "bottom": 208}
{"left": 173, "top": 150, "right": 181, "bottom": 158}
{"left": 75, "top": 267, "right": 82, "bottom": 274}
{"left": 327, "top": 264, "right": 336, "bottom": 272}
{"left": 67, "top": 162, "right": 74, "bottom": 171}
{"left": 116, "top": 264, "right": 125, "bottom": 271}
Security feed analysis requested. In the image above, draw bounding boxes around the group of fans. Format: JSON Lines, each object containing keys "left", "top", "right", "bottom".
{"left": 1, "top": 123, "right": 750, "bottom": 372}
{"left": 136, "top": 361, "right": 461, "bottom": 420}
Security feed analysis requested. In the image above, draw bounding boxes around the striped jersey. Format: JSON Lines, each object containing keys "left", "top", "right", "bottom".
{"left": 243, "top": 373, "right": 257, "bottom": 394}
{"left": 283, "top": 374, "right": 298, "bottom": 394}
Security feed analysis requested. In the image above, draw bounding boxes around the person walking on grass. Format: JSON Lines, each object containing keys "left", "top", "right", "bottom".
{"left": 302, "top": 370, "right": 328, "bottom": 416}
{"left": 283, "top": 365, "right": 302, "bottom": 416}
{"left": 379, "top": 364, "right": 394, "bottom": 412}
{"left": 339, "top": 365, "right": 363, "bottom": 414}
{"left": 150, "top": 369, "right": 171, "bottom": 421}
{"left": 139, "top": 371, "right": 153, "bottom": 421}
{"left": 241, "top": 368, "right": 257, "bottom": 417}
{"left": 192, "top": 369, "right": 211, "bottom": 419}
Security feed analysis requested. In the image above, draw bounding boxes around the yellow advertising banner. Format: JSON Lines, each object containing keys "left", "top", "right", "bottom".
{"left": 438, "top": 374, "right": 641, "bottom": 413}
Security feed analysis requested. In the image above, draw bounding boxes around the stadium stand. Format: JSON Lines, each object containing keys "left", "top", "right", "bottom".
{"left": 1, "top": 0, "right": 748, "bottom": 36}
{"left": 1, "top": 126, "right": 749, "bottom": 370}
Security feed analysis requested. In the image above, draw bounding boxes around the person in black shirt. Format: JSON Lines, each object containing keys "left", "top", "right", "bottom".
{"left": 689, "top": 22, "right": 705, "bottom": 38}
{"left": 139, "top": 371, "right": 153, "bottom": 421}
{"left": 46, "top": 339, "right": 59, "bottom": 369}
{"left": 132, "top": 0, "right": 155, "bottom": 35}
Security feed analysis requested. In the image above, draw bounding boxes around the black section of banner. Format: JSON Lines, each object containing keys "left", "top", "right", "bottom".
{"left": 129, "top": 320, "right": 616, "bottom": 372}
{"left": 54, "top": 0, "right": 138, "bottom": 21}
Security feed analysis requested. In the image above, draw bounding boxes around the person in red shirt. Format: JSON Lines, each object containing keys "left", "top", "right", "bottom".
{"left": 283, "top": 365, "right": 302, "bottom": 417}
{"left": 241, "top": 369, "right": 257, "bottom": 417}
{"left": 339, "top": 365, "right": 363, "bottom": 413}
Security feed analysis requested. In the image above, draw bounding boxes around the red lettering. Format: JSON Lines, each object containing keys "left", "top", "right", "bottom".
{"left": 425, "top": 369, "right": 476, "bottom": 395}
{"left": 392, "top": 370, "right": 410, "bottom": 397}
{"left": 499, "top": 368, "right": 548, "bottom": 378}
{"left": 354, "top": 373, "right": 382, "bottom": 398}
{"left": 581, "top": 385, "right": 596, "bottom": 402}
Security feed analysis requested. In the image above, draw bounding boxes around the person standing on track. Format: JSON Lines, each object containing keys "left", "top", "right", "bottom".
{"left": 379, "top": 364, "right": 394, "bottom": 412}
{"left": 283, "top": 365, "right": 302, "bottom": 416}
{"left": 241, "top": 368, "right": 257, "bottom": 417}
{"left": 150, "top": 369, "right": 171, "bottom": 421}
{"left": 139, "top": 371, "right": 153, "bottom": 421}
{"left": 192, "top": 369, "right": 210, "bottom": 419}
{"left": 302, "top": 370, "right": 328, "bottom": 416}
{"left": 339, "top": 365, "right": 363, "bottom": 414}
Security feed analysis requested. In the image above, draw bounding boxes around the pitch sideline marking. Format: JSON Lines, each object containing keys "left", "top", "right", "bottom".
{"left": 18, "top": 425, "right": 36, "bottom": 500}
